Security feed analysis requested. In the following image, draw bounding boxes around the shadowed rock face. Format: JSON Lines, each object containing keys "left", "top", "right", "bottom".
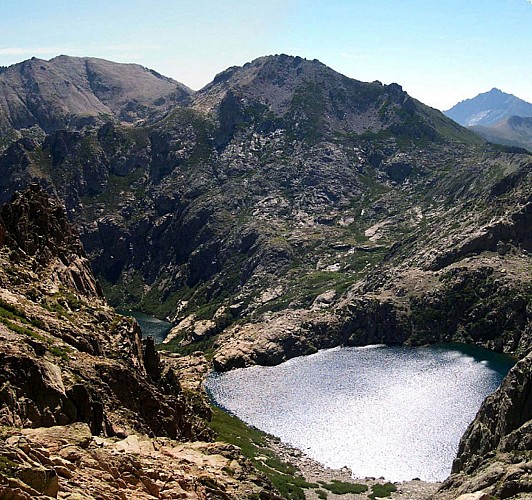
{"left": 0, "top": 184, "right": 103, "bottom": 298}
{"left": 0, "top": 186, "right": 210, "bottom": 441}
{"left": 437, "top": 353, "right": 532, "bottom": 499}
{"left": 454, "top": 353, "right": 532, "bottom": 474}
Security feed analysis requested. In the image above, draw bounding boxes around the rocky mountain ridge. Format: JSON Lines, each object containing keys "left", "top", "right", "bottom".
{"left": 0, "top": 53, "right": 531, "bottom": 498}
{"left": 471, "top": 115, "right": 532, "bottom": 152}
{"left": 0, "top": 55, "right": 192, "bottom": 140}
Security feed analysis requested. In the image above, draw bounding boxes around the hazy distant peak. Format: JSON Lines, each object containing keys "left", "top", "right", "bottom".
{"left": 0, "top": 55, "right": 193, "bottom": 133}
{"left": 445, "top": 88, "right": 532, "bottom": 126}
{"left": 470, "top": 114, "right": 532, "bottom": 152}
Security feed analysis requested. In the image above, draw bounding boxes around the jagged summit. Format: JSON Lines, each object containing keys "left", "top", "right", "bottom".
{"left": 195, "top": 52, "right": 408, "bottom": 116}
{"left": 445, "top": 88, "right": 532, "bottom": 127}
{"left": 191, "top": 53, "right": 474, "bottom": 144}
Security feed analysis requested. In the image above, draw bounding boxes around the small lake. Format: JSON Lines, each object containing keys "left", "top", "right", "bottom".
{"left": 119, "top": 310, "right": 171, "bottom": 344}
{"left": 206, "top": 343, "right": 514, "bottom": 482}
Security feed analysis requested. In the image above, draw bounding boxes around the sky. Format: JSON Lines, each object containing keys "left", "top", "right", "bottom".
{"left": 1, "top": 0, "right": 531, "bottom": 110}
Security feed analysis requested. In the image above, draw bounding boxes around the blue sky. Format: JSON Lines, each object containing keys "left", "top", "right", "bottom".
{"left": 1, "top": 0, "right": 531, "bottom": 110}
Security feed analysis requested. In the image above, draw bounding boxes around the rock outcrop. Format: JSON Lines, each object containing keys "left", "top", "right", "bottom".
{"left": 437, "top": 353, "right": 532, "bottom": 499}
{"left": 0, "top": 187, "right": 277, "bottom": 498}
{"left": 0, "top": 423, "right": 273, "bottom": 499}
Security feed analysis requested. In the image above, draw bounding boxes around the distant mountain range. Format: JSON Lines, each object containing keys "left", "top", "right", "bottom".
{"left": 444, "top": 88, "right": 532, "bottom": 127}
{"left": 0, "top": 55, "right": 192, "bottom": 133}
{"left": 444, "top": 89, "right": 532, "bottom": 151}
{"left": 470, "top": 115, "right": 532, "bottom": 152}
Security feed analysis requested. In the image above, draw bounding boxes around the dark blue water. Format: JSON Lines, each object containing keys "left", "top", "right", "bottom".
{"left": 119, "top": 310, "right": 171, "bottom": 344}
{"left": 206, "top": 343, "right": 514, "bottom": 482}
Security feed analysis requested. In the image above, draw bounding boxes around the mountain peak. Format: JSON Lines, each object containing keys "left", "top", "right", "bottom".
{"left": 445, "top": 88, "right": 532, "bottom": 126}
{"left": 191, "top": 54, "right": 474, "bottom": 146}
{"left": 0, "top": 56, "right": 193, "bottom": 133}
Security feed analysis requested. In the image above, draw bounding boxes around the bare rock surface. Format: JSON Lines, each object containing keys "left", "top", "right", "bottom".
{"left": 0, "top": 55, "right": 192, "bottom": 133}
{"left": 0, "top": 187, "right": 277, "bottom": 499}
{"left": 0, "top": 423, "right": 274, "bottom": 499}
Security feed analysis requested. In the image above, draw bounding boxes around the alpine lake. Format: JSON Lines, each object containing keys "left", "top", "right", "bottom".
{"left": 120, "top": 310, "right": 172, "bottom": 344}
{"left": 127, "top": 311, "right": 515, "bottom": 482}
{"left": 206, "top": 343, "right": 515, "bottom": 482}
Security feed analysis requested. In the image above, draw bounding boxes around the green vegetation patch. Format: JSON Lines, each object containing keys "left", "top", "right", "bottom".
{"left": 0, "top": 455, "right": 19, "bottom": 478}
{"left": 369, "top": 482, "right": 397, "bottom": 499}
{"left": 0, "top": 307, "right": 70, "bottom": 360}
{"left": 321, "top": 480, "right": 368, "bottom": 495}
{"left": 48, "top": 345, "right": 70, "bottom": 361}
{"left": 208, "top": 405, "right": 318, "bottom": 500}
{"left": 0, "top": 299, "right": 27, "bottom": 321}
{"left": 158, "top": 336, "right": 215, "bottom": 359}
{"left": 0, "top": 316, "right": 45, "bottom": 341}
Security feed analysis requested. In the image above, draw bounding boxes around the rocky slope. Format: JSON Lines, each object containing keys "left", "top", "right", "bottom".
{"left": 0, "top": 186, "right": 277, "bottom": 498}
{"left": 0, "top": 54, "right": 486, "bottom": 335}
{"left": 0, "top": 55, "right": 529, "bottom": 367}
{"left": 0, "top": 55, "right": 192, "bottom": 139}
{"left": 444, "top": 88, "right": 532, "bottom": 127}
{"left": 437, "top": 352, "right": 532, "bottom": 499}
{"left": 1, "top": 53, "right": 532, "bottom": 498}
{"left": 471, "top": 115, "right": 532, "bottom": 152}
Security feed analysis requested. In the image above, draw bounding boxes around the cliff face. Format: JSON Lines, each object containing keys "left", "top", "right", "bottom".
{"left": 437, "top": 353, "right": 532, "bottom": 499}
{"left": 0, "top": 185, "right": 208, "bottom": 437}
{"left": 0, "top": 184, "right": 104, "bottom": 298}
{"left": 0, "top": 187, "right": 276, "bottom": 499}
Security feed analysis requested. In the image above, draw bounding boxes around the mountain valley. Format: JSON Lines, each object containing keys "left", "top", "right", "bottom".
{"left": 0, "top": 54, "right": 531, "bottom": 499}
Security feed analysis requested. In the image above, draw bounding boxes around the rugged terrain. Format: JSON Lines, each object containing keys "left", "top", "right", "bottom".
{"left": 0, "top": 55, "right": 192, "bottom": 139}
{"left": 0, "top": 54, "right": 531, "bottom": 498}
{"left": 0, "top": 186, "right": 276, "bottom": 498}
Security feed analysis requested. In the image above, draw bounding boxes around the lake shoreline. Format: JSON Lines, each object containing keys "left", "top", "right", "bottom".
{"left": 265, "top": 434, "right": 442, "bottom": 499}
{"left": 206, "top": 343, "right": 514, "bottom": 482}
